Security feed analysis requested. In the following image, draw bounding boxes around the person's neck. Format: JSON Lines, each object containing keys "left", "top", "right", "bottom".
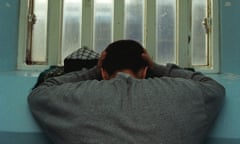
{"left": 114, "top": 70, "right": 137, "bottom": 78}
{"left": 102, "top": 67, "right": 147, "bottom": 80}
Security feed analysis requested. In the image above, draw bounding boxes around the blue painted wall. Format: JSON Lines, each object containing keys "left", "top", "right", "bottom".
{"left": 0, "top": 0, "right": 19, "bottom": 71}
{"left": 220, "top": 0, "right": 240, "bottom": 74}
{"left": 0, "top": 0, "right": 240, "bottom": 143}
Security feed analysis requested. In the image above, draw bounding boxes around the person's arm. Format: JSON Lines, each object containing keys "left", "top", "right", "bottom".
{"left": 28, "top": 66, "right": 101, "bottom": 111}
{"left": 142, "top": 50, "right": 225, "bottom": 130}
{"left": 149, "top": 63, "right": 206, "bottom": 80}
{"left": 28, "top": 65, "right": 101, "bottom": 111}
{"left": 35, "top": 66, "right": 101, "bottom": 87}
{"left": 142, "top": 49, "right": 218, "bottom": 82}
{"left": 152, "top": 63, "right": 225, "bottom": 133}
{"left": 28, "top": 66, "right": 102, "bottom": 143}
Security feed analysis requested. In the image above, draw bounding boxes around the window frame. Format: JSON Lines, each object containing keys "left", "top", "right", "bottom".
{"left": 17, "top": 0, "right": 220, "bottom": 73}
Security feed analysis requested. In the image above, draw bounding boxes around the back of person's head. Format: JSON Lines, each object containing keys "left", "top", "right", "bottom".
{"left": 102, "top": 40, "right": 148, "bottom": 76}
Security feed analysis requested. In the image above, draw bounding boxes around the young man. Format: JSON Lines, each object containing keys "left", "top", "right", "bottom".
{"left": 28, "top": 40, "right": 225, "bottom": 144}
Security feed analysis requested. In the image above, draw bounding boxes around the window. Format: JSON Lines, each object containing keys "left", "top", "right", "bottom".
{"left": 18, "top": 0, "right": 219, "bottom": 72}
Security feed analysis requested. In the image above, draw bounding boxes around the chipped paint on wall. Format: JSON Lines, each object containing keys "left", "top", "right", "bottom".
{"left": 5, "top": 2, "right": 11, "bottom": 8}
{"left": 224, "top": 1, "right": 232, "bottom": 7}
{"left": 223, "top": 73, "right": 240, "bottom": 80}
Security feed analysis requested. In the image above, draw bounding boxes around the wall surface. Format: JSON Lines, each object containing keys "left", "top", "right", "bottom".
{"left": 0, "top": 0, "right": 240, "bottom": 143}
{"left": 220, "top": 0, "right": 240, "bottom": 74}
{"left": 0, "top": 0, "right": 19, "bottom": 71}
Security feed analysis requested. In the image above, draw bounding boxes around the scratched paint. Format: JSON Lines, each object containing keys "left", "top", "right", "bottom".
{"left": 224, "top": 1, "right": 232, "bottom": 7}
{"left": 223, "top": 73, "right": 240, "bottom": 80}
{"left": 5, "top": 2, "right": 11, "bottom": 7}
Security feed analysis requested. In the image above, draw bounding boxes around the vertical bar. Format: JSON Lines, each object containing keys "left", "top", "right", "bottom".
{"left": 18, "top": 0, "right": 29, "bottom": 68}
{"left": 47, "top": 0, "right": 63, "bottom": 65}
{"left": 206, "top": 0, "right": 211, "bottom": 66}
{"left": 145, "top": 0, "right": 156, "bottom": 59}
{"left": 26, "top": 0, "right": 34, "bottom": 64}
{"left": 176, "top": 0, "right": 191, "bottom": 67}
{"left": 81, "top": 0, "right": 94, "bottom": 49}
{"left": 209, "top": 0, "right": 220, "bottom": 72}
{"left": 113, "top": 0, "right": 124, "bottom": 41}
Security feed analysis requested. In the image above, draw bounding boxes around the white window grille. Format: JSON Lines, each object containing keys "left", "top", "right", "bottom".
{"left": 18, "top": 0, "right": 219, "bottom": 72}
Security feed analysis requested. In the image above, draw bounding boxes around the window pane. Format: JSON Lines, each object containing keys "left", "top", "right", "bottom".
{"left": 156, "top": 0, "right": 176, "bottom": 64}
{"left": 32, "top": 0, "right": 48, "bottom": 63}
{"left": 94, "top": 0, "right": 113, "bottom": 53}
{"left": 191, "top": 0, "right": 207, "bottom": 65}
{"left": 62, "top": 0, "right": 82, "bottom": 61}
{"left": 124, "top": 0, "right": 144, "bottom": 43}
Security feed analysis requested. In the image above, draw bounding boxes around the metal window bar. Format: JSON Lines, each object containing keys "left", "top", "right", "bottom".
{"left": 24, "top": 0, "right": 213, "bottom": 68}
{"left": 26, "top": 0, "right": 35, "bottom": 65}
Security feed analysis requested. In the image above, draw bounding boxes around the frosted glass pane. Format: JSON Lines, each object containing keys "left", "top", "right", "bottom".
{"left": 94, "top": 0, "right": 113, "bottom": 53}
{"left": 62, "top": 0, "right": 82, "bottom": 61}
{"left": 191, "top": 0, "right": 207, "bottom": 65}
{"left": 32, "top": 0, "right": 48, "bottom": 62}
{"left": 124, "top": 0, "right": 144, "bottom": 43}
{"left": 156, "top": 0, "right": 176, "bottom": 64}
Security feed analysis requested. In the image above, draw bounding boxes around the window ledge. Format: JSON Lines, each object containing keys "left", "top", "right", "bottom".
{"left": 0, "top": 70, "right": 40, "bottom": 78}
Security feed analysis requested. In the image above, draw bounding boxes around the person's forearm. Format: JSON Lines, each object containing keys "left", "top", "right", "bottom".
{"left": 150, "top": 63, "right": 212, "bottom": 82}
{"left": 149, "top": 63, "right": 193, "bottom": 78}
{"left": 37, "top": 66, "right": 101, "bottom": 87}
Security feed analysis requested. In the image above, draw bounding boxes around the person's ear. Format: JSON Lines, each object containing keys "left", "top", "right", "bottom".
{"left": 98, "top": 51, "right": 107, "bottom": 68}
{"left": 101, "top": 68, "right": 110, "bottom": 80}
{"left": 138, "top": 67, "right": 148, "bottom": 79}
{"left": 142, "top": 67, "right": 148, "bottom": 78}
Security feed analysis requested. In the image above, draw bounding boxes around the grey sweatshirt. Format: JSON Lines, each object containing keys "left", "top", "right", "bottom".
{"left": 28, "top": 64, "right": 225, "bottom": 144}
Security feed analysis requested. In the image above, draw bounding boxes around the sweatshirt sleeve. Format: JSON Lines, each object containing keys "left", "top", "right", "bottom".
{"left": 150, "top": 63, "right": 225, "bottom": 129}
{"left": 28, "top": 66, "right": 101, "bottom": 115}
{"left": 27, "top": 66, "right": 102, "bottom": 142}
{"left": 36, "top": 66, "right": 101, "bottom": 87}
{"left": 150, "top": 63, "right": 217, "bottom": 82}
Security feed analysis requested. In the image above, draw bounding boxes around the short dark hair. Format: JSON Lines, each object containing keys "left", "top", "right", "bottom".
{"left": 102, "top": 40, "right": 148, "bottom": 76}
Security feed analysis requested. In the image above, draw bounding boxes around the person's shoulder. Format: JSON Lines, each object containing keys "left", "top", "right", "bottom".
{"left": 143, "top": 76, "right": 202, "bottom": 90}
